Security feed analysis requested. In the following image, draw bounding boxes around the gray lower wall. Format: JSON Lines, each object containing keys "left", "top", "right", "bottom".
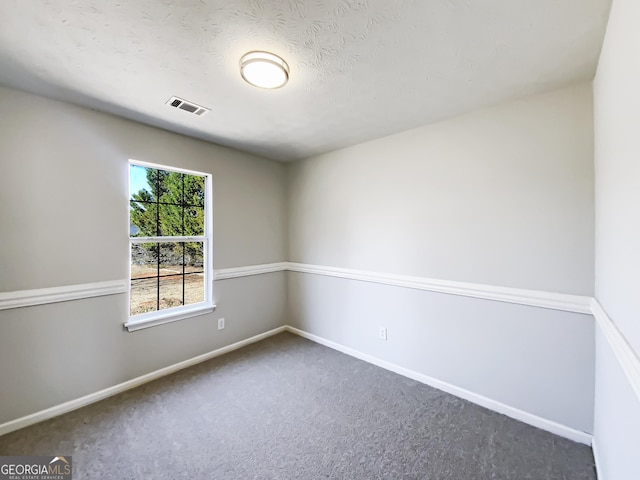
{"left": 592, "top": 329, "right": 640, "bottom": 478}
{"left": 0, "top": 273, "right": 286, "bottom": 424}
{"left": 288, "top": 272, "right": 595, "bottom": 433}
{"left": 0, "top": 87, "right": 288, "bottom": 424}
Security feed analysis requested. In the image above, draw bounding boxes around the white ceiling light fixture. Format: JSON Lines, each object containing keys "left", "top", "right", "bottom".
{"left": 240, "top": 51, "right": 289, "bottom": 89}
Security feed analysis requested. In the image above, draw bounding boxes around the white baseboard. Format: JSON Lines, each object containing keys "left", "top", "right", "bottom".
{"left": 591, "top": 438, "right": 604, "bottom": 480}
{"left": 0, "top": 326, "right": 286, "bottom": 437}
{"left": 285, "top": 326, "right": 592, "bottom": 445}
{"left": 0, "top": 323, "right": 592, "bottom": 446}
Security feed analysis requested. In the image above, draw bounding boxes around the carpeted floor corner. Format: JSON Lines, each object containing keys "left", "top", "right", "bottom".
{"left": 0, "top": 332, "right": 596, "bottom": 479}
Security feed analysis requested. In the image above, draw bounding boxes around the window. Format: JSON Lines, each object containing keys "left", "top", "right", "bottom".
{"left": 126, "top": 160, "right": 213, "bottom": 331}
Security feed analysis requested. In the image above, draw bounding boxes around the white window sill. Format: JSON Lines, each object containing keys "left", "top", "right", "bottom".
{"left": 124, "top": 304, "right": 216, "bottom": 332}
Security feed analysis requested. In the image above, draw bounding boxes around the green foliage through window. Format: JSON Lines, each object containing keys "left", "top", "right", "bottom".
{"left": 130, "top": 167, "right": 205, "bottom": 263}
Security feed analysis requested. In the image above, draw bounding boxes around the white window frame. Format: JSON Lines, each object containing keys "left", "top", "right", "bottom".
{"left": 125, "top": 159, "right": 215, "bottom": 332}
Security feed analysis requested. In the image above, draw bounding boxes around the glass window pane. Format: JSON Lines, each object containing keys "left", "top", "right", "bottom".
{"left": 184, "top": 273, "right": 205, "bottom": 306}
{"left": 159, "top": 275, "right": 183, "bottom": 310}
{"left": 157, "top": 171, "right": 183, "bottom": 205}
{"left": 184, "top": 242, "right": 204, "bottom": 273}
{"left": 184, "top": 207, "right": 204, "bottom": 236}
{"left": 131, "top": 278, "right": 158, "bottom": 316}
{"left": 158, "top": 242, "right": 204, "bottom": 274}
{"left": 151, "top": 168, "right": 170, "bottom": 199}
{"left": 131, "top": 243, "right": 158, "bottom": 279}
{"left": 130, "top": 201, "right": 159, "bottom": 236}
{"left": 159, "top": 242, "right": 183, "bottom": 277}
{"left": 183, "top": 174, "right": 205, "bottom": 207}
{"left": 158, "top": 203, "right": 183, "bottom": 236}
{"left": 130, "top": 165, "right": 154, "bottom": 201}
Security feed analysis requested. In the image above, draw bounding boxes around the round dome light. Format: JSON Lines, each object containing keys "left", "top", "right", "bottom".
{"left": 240, "top": 51, "right": 289, "bottom": 89}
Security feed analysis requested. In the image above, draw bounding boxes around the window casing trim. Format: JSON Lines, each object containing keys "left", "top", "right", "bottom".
{"left": 124, "top": 303, "right": 216, "bottom": 332}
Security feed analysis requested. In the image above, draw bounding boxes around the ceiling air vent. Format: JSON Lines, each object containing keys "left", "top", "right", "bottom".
{"left": 166, "top": 96, "right": 210, "bottom": 116}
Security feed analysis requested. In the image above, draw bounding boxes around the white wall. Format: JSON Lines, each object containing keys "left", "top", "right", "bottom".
{"left": 593, "top": 0, "right": 640, "bottom": 476}
{"left": 289, "top": 84, "right": 594, "bottom": 295}
{"left": 288, "top": 84, "right": 596, "bottom": 434}
{"left": 0, "top": 78, "right": 604, "bottom": 446}
{"left": 0, "top": 87, "right": 288, "bottom": 424}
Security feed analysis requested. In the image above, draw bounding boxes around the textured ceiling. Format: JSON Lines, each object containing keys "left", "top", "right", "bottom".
{"left": 0, "top": 0, "right": 611, "bottom": 161}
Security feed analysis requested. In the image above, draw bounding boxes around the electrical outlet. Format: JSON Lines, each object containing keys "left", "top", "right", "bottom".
{"left": 378, "top": 327, "right": 387, "bottom": 341}
{"left": 218, "top": 318, "right": 225, "bottom": 330}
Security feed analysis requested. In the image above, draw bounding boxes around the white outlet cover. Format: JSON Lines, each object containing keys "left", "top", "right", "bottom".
{"left": 218, "top": 318, "right": 225, "bottom": 330}
{"left": 378, "top": 327, "right": 387, "bottom": 340}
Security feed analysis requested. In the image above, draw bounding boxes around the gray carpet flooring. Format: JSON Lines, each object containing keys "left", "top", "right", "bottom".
{"left": 0, "top": 332, "right": 596, "bottom": 479}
